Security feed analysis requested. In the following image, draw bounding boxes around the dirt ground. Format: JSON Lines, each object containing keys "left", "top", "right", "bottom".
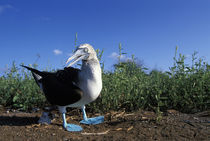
{"left": 0, "top": 107, "right": 209, "bottom": 141}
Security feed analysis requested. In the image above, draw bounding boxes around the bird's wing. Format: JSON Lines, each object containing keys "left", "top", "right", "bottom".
{"left": 55, "top": 67, "right": 81, "bottom": 85}
{"left": 21, "top": 65, "right": 83, "bottom": 106}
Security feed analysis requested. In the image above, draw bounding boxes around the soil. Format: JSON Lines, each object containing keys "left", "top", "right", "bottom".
{"left": 0, "top": 107, "right": 209, "bottom": 141}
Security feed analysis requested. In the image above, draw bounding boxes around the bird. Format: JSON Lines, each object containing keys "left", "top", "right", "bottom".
{"left": 21, "top": 44, "right": 104, "bottom": 132}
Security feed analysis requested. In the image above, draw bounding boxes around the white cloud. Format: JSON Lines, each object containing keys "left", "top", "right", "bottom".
{"left": 185, "top": 54, "right": 191, "bottom": 58}
{"left": 109, "top": 52, "right": 131, "bottom": 62}
{"left": 109, "top": 52, "right": 118, "bottom": 59}
{"left": 0, "top": 4, "right": 13, "bottom": 14}
{"left": 53, "top": 49, "right": 63, "bottom": 55}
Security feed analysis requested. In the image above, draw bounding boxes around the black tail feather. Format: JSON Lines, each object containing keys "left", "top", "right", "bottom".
{"left": 20, "top": 65, "right": 44, "bottom": 77}
{"left": 20, "top": 65, "right": 47, "bottom": 86}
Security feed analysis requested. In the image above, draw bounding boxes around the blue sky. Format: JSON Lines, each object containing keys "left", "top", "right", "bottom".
{"left": 0, "top": 0, "right": 210, "bottom": 75}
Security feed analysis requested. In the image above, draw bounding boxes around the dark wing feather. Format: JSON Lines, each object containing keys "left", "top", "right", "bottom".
{"left": 21, "top": 65, "right": 48, "bottom": 85}
{"left": 21, "top": 65, "right": 83, "bottom": 106}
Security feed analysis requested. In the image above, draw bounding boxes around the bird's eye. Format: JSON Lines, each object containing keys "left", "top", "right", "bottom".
{"left": 84, "top": 48, "right": 88, "bottom": 53}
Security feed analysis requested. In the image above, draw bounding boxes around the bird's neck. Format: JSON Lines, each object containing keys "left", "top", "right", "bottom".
{"left": 80, "top": 59, "right": 101, "bottom": 79}
{"left": 76, "top": 59, "right": 102, "bottom": 105}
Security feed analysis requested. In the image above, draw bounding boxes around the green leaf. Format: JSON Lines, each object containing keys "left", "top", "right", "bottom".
{"left": 12, "top": 95, "right": 19, "bottom": 102}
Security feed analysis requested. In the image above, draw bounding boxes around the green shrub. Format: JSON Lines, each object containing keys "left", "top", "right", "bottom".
{"left": 0, "top": 62, "right": 46, "bottom": 111}
{"left": 0, "top": 47, "right": 209, "bottom": 114}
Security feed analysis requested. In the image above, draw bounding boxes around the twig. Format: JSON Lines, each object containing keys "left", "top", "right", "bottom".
{"left": 127, "top": 126, "right": 133, "bottom": 131}
{"left": 114, "top": 111, "right": 125, "bottom": 118}
{"left": 81, "top": 130, "right": 110, "bottom": 135}
{"left": 116, "top": 128, "right": 122, "bottom": 131}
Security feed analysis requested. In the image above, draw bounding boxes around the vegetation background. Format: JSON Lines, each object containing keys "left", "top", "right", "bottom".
{"left": 0, "top": 44, "right": 209, "bottom": 120}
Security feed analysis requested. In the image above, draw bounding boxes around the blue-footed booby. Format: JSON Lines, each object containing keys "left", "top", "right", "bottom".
{"left": 21, "top": 44, "right": 104, "bottom": 132}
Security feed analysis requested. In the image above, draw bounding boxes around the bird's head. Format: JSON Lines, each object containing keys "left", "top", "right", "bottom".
{"left": 66, "top": 44, "right": 97, "bottom": 67}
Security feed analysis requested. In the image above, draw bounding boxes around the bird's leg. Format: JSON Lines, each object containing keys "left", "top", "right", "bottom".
{"left": 62, "top": 113, "right": 67, "bottom": 128}
{"left": 80, "top": 105, "right": 104, "bottom": 125}
{"left": 82, "top": 106, "right": 88, "bottom": 121}
{"left": 62, "top": 112, "right": 83, "bottom": 132}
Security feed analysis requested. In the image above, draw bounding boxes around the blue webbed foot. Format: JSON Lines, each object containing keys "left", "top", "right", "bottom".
{"left": 62, "top": 113, "right": 83, "bottom": 132}
{"left": 80, "top": 106, "right": 104, "bottom": 125}
{"left": 65, "top": 123, "right": 83, "bottom": 132}
{"left": 80, "top": 116, "right": 104, "bottom": 125}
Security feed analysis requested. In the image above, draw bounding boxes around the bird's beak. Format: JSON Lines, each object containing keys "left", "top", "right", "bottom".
{"left": 66, "top": 49, "right": 88, "bottom": 67}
